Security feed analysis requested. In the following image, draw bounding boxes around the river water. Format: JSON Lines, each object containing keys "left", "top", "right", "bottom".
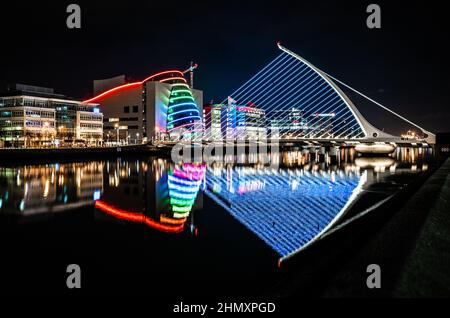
{"left": 0, "top": 147, "right": 435, "bottom": 294}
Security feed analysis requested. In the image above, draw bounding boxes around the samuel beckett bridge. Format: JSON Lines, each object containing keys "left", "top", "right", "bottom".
{"left": 195, "top": 43, "right": 435, "bottom": 152}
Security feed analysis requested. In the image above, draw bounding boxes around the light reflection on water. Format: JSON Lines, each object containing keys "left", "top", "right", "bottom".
{"left": 0, "top": 147, "right": 435, "bottom": 259}
{"left": 205, "top": 166, "right": 366, "bottom": 259}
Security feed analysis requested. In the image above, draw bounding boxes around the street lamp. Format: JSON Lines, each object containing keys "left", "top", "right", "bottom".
{"left": 136, "top": 133, "right": 140, "bottom": 144}
{"left": 114, "top": 123, "right": 119, "bottom": 145}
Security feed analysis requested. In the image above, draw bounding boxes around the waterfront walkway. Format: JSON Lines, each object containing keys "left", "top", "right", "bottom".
{"left": 321, "top": 157, "right": 450, "bottom": 297}
{"left": 393, "top": 157, "right": 450, "bottom": 297}
{"left": 0, "top": 144, "right": 172, "bottom": 161}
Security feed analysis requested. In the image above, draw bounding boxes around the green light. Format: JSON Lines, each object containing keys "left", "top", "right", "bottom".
{"left": 172, "top": 89, "right": 192, "bottom": 94}
{"left": 170, "top": 96, "right": 195, "bottom": 102}
{"left": 166, "top": 83, "right": 199, "bottom": 133}
{"left": 170, "top": 197, "right": 195, "bottom": 206}
{"left": 172, "top": 205, "right": 192, "bottom": 213}
{"left": 174, "top": 212, "right": 190, "bottom": 218}
{"left": 174, "top": 83, "right": 190, "bottom": 88}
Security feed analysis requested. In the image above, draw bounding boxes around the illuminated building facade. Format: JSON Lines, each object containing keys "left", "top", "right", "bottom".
{"left": 203, "top": 103, "right": 266, "bottom": 140}
{"left": 57, "top": 103, "right": 103, "bottom": 144}
{"left": 203, "top": 104, "right": 224, "bottom": 141}
{"left": 307, "top": 113, "right": 335, "bottom": 138}
{"left": 270, "top": 108, "right": 308, "bottom": 138}
{"left": 0, "top": 84, "right": 103, "bottom": 147}
{"left": 85, "top": 71, "right": 203, "bottom": 143}
{"left": 235, "top": 105, "right": 266, "bottom": 140}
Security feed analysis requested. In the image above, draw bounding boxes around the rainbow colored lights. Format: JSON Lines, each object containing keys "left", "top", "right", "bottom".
{"left": 167, "top": 164, "right": 205, "bottom": 218}
{"left": 166, "top": 78, "right": 201, "bottom": 135}
{"left": 82, "top": 68, "right": 201, "bottom": 141}
{"left": 95, "top": 163, "right": 205, "bottom": 233}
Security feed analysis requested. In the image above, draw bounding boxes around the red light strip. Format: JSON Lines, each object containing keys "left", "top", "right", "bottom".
{"left": 83, "top": 70, "right": 185, "bottom": 103}
{"left": 95, "top": 200, "right": 185, "bottom": 233}
{"left": 142, "top": 70, "right": 183, "bottom": 83}
{"left": 160, "top": 77, "right": 187, "bottom": 83}
{"left": 160, "top": 215, "right": 187, "bottom": 225}
{"left": 83, "top": 82, "right": 142, "bottom": 103}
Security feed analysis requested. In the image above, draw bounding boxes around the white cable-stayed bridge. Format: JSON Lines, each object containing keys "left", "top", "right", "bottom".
{"left": 196, "top": 43, "right": 435, "bottom": 147}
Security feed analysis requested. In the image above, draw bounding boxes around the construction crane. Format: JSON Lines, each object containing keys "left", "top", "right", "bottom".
{"left": 183, "top": 61, "right": 198, "bottom": 89}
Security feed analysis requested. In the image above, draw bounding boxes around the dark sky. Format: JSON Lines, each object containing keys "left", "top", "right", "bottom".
{"left": 1, "top": 0, "right": 449, "bottom": 133}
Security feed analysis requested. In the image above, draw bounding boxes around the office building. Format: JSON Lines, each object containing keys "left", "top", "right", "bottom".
{"left": 0, "top": 84, "right": 103, "bottom": 147}
{"left": 84, "top": 70, "right": 203, "bottom": 143}
{"left": 308, "top": 112, "right": 335, "bottom": 138}
{"left": 270, "top": 108, "right": 308, "bottom": 138}
{"left": 203, "top": 104, "right": 224, "bottom": 141}
{"left": 203, "top": 102, "right": 266, "bottom": 140}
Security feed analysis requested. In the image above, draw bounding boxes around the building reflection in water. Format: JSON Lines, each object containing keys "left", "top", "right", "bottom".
{"left": 0, "top": 147, "right": 434, "bottom": 258}
{"left": 201, "top": 147, "right": 432, "bottom": 260}
{"left": 395, "top": 146, "right": 434, "bottom": 165}
{"left": 0, "top": 162, "right": 104, "bottom": 215}
{"left": 94, "top": 159, "right": 205, "bottom": 234}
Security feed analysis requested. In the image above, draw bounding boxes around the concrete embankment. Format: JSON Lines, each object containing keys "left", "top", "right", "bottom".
{"left": 320, "top": 157, "right": 450, "bottom": 297}
{"left": 393, "top": 158, "right": 450, "bottom": 297}
{"left": 273, "top": 158, "right": 448, "bottom": 299}
{"left": 0, "top": 144, "right": 173, "bottom": 162}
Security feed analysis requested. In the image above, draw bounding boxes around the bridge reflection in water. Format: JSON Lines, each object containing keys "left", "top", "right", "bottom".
{"left": 205, "top": 166, "right": 366, "bottom": 260}
{"left": 0, "top": 147, "right": 434, "bottom": 262}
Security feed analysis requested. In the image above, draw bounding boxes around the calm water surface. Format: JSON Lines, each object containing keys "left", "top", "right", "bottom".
{"left": 0, "top": 147, "right": 435, "bottom": 294}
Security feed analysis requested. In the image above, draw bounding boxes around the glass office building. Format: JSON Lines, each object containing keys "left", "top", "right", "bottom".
{"left": 203, "top": 103, "right": 267, "bottom": 141}
{"left": 0, "top": 84, "right": 103, "bottom": 147}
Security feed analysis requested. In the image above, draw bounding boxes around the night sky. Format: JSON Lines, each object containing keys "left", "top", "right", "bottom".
{"left": 1, "top": 0, "right": 449, "bottom": 133}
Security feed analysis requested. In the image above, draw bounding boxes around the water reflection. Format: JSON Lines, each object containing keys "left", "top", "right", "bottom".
{"left": 0, "top": 147, "right": 435, "bottom": 260}
{"left": 0, "top": 162, "right": 103, "bottom": 215}
{"left": 355, "top": 157, "right": 396, "bottom": 169}
{"left": 205, "top": 166, "right": 366, "bottom": 259}
{"left": 94, "top": 161, "right": 205, "bottom": 233}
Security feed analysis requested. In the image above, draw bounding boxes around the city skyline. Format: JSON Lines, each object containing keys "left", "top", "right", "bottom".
{"left": 1, "top": 0, "right": 449, "bottom": 306}
{"left": 0, "top": 1, "right": 449, "bottom": 133}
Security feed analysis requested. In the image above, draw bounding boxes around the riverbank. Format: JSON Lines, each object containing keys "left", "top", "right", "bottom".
{"left": 0, "top": 144, "right": 173, "bottom": 162}
{"left": 320, "top": 157, "right": 450, "bottom": 297}
{"left": 393, "top": 157, "right": 450, "bottom": 297}
{"left": 272, "top": 158, "right": 448, "bottom": 299}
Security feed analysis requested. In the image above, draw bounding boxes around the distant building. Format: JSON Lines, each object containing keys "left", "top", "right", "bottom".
{"left": 270, "top": 108, "right": 308, "bottom": 138}
{"left": 308, "top": 113, "right": 335, "bottom": 138}
{"left": 203, "top": 104, "right": 224, "bottom": 141}
{"left": 85, "top": 71, "right": 203, "bottom": 143}
{"left": 203, "top": 102, "right": 266, "bottom": 140}
{"left": 436, "top": 132, "right": 450, "bottom": 160}
{"left": 0, "top": 84, "right": 103, "bottom": 147}
{"left": 235, "top": 105, "right": 266, "bottom": 140}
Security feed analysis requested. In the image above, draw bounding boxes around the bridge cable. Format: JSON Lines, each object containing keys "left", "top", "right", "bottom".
{"left": 320, "top": 71, "right": 435, "bottom": 136}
